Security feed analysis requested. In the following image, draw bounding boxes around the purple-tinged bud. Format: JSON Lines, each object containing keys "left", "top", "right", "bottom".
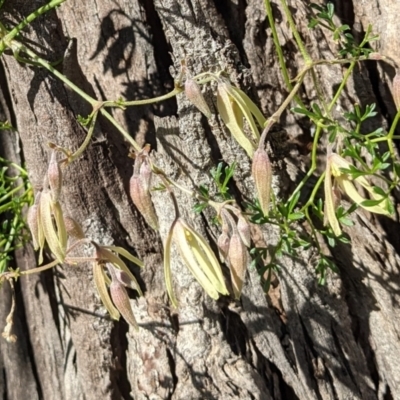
{"left": 393, "top": 70, "right": 400, "bottom": 111}
{"left": 217, "top": 232, "right": 230, "bottom": 262}
{"left": 228, "top": 233, "right": 248, "bottom": 299}
{"left": 252, "top": 148, "right": 272, "bottom": 216}
{"left": 47, "top": 151, "right": 62, "bottom": 202}
{"left": 129, "top": 174, "right": 159, "bottom": 230}
{"left": 64, "top": 216, "right": 85, "bottom": 240}
{"left": 237, "top": 215, "right": 251, "bottom": 247}
{"left": 106, "top": 263, "right": 137, "bottom": 289}
{"left": 109, "top": 281, "right": 138, "bottom": 330}
{"left": 185, "top": 78, "right": 211, "bottom": 118}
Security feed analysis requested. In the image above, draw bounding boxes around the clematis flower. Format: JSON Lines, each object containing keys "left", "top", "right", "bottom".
{"left": 164, "top": 218, "right": 228, "bottom": 307}
{"left": 38, "top": 191, "right": 67, "bottom": 264}
{"left": 92, "top": 244, "right": 143, "bottom": 329}
{"left": 324, "top": 153, "right": 391, "bottom": 236}
{"left": 216, "top": 78, "right": 266, "bottom": 158}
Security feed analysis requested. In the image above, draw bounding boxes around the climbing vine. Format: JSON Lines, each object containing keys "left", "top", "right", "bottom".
{"left": 0, "top": 0, "right": 399, "bottom": 339}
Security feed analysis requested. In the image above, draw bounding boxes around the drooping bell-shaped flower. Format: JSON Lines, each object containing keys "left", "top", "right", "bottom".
{"left": 164, "top": 218, "right": 228, "bottom": 307}
{"left": 324, "top": 153, "right": 392, "bottom": 236}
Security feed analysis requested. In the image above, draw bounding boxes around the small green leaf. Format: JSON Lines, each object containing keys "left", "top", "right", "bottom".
{"left": 327, "top": 3, "right": 335, "bottom": 18}
{"left": 288, "top": 190, "right": 301, "bottom": 214}
{"left": 372, "top": 186, "right": 386, "bottom": 197}
{"left": 292, "top": 107, "right": 317, "bottom": 119}
{"left": 288, "top": 212, "right": 305, "bottom": 221}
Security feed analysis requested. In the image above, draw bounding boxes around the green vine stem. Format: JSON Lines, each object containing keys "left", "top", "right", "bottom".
{"left": 327, "top": 62, "right": 356, "bottom": 113}
{"left": 69, "top": 112, "right": 99, "bottom": 162}
{"left": 259, "top": 69, "right": 308, "bottom": 147}
{"left": 20, "top": 259, "right": 59, "bottom": 275}
{"left": 300, "top": 171, "right": 325, "bottom": 213}
{"left": 279, "top": 0, "right": 312, "bottom": 65}
{"left": 264, "top": 0, "right": 292, "bottom": 90}
{"left": 286, "top": 124, "right": 323, "bottom": 205}
{"left": 387, "top": 110, "right": 400, "bottom": 158}
{"left": 120, "top": 87, "right": 183, "bottom": 107}
{"left": 0, "top": 0, "right": 66, "bottom": 54}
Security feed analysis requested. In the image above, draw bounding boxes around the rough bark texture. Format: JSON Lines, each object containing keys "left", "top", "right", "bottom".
{"left": 0, "top": 0, "right": 400, "bottom": 399}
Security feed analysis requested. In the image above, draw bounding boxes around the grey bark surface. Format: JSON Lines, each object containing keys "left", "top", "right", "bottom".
{"left": 0, "top": 0, "right": 399, "bottom": 399}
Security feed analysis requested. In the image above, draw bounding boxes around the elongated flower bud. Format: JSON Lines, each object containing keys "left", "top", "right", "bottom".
{"left": 217, "top": 209, "right": 232, "bottom": 262}
{"left": 129, "top": 174, "right": 159, "bottom": 230}
{"left": 228, "top": 233, "right": 248, "bottom": 299}
{"left": 47, "top": 151, "right": 62, "bottom": 202}
{"left": 393, "top": 70, "right": 400, "bottom": 111}
{"left": 107, "top": 263, "right": 138, "bottom": 328}
{"left": 64, "top": 216, "right": 85, "bottom": 240}
{"left": 217, "top": 232, "right": 230, "bottom": 262}
{"left": 185, "top": 78, "right": 211, "bottom": 118}
{"left": 109, "top": 281, "right": 138, "bottom": 330}
{"left": 237, "top": 215, "right": 251, "bottom": 247}
{"left": 252, "top": 148, "right": 272, "bottom": 216}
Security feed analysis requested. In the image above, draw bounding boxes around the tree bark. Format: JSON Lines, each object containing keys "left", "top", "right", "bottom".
{"left": 0, "top": 0, "right": 400, "bottom": 399}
